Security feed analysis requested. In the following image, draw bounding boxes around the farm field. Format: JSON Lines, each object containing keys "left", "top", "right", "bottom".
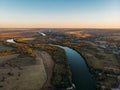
{"left": 0, "top": 51, "right": 47, "bottom": 90}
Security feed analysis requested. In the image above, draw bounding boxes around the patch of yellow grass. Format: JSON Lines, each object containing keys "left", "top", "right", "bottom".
{"left": 66, "top": 31, "right": 91, "bottom": 38}
{"left": 17, "top": 37, "right": 35, "bottom": 41}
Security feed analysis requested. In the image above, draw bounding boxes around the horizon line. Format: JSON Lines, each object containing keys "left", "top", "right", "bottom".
{"left": 0, "top": 27, "right": 120, "bottom": 29}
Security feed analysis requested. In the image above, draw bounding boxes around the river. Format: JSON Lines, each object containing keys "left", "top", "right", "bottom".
{"left": 62, "top": 47, "right": 96, "bottom": 90}
{"left": 6, "top": 39, "right": 15, "bottom": 43}
{"left": 6, "top": 39, "right": 96, "bottom": 90}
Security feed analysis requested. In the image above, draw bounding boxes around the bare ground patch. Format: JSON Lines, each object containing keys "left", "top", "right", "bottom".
{"left": 40, "top": 51, "right": 54, "bottom": 90}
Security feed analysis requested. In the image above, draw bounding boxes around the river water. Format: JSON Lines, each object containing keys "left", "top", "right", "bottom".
{"left": 6, "top": 39, "right": 15, "bottom": 43}
{"left": 62, "top": 47, "right": 96, "bottom": 90}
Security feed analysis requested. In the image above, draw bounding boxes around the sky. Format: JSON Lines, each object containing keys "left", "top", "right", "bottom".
{"left": 0, "top": 0, "right": 120, "bottom": 28}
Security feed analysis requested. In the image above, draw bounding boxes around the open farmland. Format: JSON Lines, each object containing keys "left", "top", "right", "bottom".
{"left": 0, "top": 51, "right": 47, "bottom": 90}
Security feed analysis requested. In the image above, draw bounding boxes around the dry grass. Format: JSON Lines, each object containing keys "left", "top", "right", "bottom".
{"left": 17, "top": 37, "right": 35, "bottom": 41}
{"left": 0, "top": 54, "right": 19, "bottom": 63}
{"left": 111, "top": 36, "right": 120, "bottom": 40}
{"left": 0, "top": 51, "right": 47, "bottom": 90}
{"left": 85, "top": 53, "right": 104, "bottom": 69}
{"left": 66, "top": 31, "right": 91, "bottom": 38}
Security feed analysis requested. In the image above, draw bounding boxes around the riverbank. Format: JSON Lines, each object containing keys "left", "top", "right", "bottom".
{"left": 62, "top": 46, "right": 96, "bottom": 90}
{"left": 32, "top": 44, "right": 73, "bottom": 89}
